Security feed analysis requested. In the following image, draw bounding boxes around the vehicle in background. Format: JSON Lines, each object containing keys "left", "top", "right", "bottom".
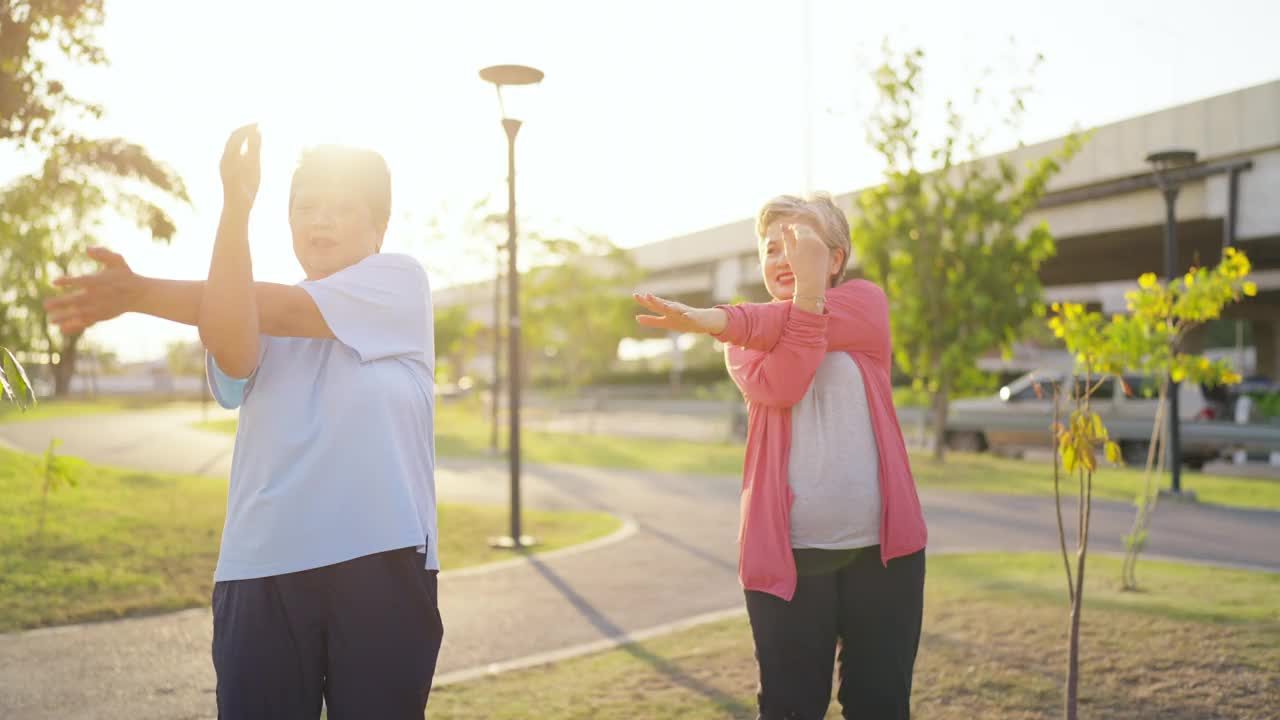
{"left": 947, "top": 370, "right": 1231, "bottom": 469}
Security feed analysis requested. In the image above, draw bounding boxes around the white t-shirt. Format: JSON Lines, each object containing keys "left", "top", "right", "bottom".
{"left": 206, "top": 253, "right": 438, "bottom": 582}
{"left": 787, "top": 352, "right": 882, "bottom": 550}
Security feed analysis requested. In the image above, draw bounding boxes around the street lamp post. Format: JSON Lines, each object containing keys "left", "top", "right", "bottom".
{"left": 1146, "top": 148, "right": 1198, "bottom": 495}
{"left": 491, "top": 241, "right": 502, "bottom": 454}
{"left": 480, "top": 64, "right": 543, "bottom": 548}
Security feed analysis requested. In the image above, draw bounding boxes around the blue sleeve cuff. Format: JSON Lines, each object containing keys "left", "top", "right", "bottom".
{"left": 206, "top": 352, "right": 249, "bottom": 409}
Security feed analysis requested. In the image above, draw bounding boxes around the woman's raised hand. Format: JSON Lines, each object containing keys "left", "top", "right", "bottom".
{"left": 782, "top": 223, "right": 831, "bottom": 294}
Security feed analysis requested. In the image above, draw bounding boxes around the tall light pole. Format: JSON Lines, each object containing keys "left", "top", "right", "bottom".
{"left": 801, "top": 0, "right": 814, "bottom": 194}
{"left": 490, "top": 239, "right": 502, "bottom": 454}
{"left": 1146, "top": 148, "right": 1198, "bottom": 495}
{"left": 480, "top": 64, "right": 543, "bottom": 548}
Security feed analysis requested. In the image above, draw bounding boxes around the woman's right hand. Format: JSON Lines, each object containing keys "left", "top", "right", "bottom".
{"left": 633, "top": 293, "right": 727, "bottom": 335}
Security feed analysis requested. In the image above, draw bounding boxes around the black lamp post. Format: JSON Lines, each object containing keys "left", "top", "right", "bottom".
{"left": 480, "top": 64, "right": 543, "bottom": 548}
{"left": 1146, "top": 148, "right": 1198, "bottom": 495}
{"left": 490, "top": 223, "right": 503, "bottom": 455}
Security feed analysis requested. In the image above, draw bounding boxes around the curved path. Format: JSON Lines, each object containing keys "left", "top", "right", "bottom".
{"left": 1, "top": 408, "right": 1276, "bottom": 720}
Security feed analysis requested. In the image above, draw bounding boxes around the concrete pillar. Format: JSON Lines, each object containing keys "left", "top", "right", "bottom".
{"left": 1253, "top": 319, "right": 1280, "bottom": 380}
{"left": 712, "top": 257, "right": 743, "bottom": 303}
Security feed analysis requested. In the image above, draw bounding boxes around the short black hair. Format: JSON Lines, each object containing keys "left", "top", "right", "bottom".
{"left": 289, "top": 145, "right": 392, "bottom": 233}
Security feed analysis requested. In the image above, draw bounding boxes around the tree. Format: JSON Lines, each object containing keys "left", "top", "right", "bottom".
{"left": 850, "top": 45, "right": 1086, "bottom": 460}
{"left": 423, "top": 197, "right": 641, "bottom": 390}
{"left": 1050, "top": 249, "right": 1254, "bottom": 591}
{"left": 1, "top": 0, "right": 107, "bottom": 149}
{"left": 165, "top": 339, "right": 205, "bottom": 378}
{"left": 433, "top": 304, "right": 482, "bottom": 383}
{"left": 1041, "top": 343, "right": 1120, "bottom": 720}
{"left": 2, "top": 2, "right": 189, "bottom": 396}
{"left": 1045, "top": 249, "right": 1254, "bottom": 717}
{"left": 522, "top": 232, "right": 641, "bottom": 388}
{"left": 416, "top": 195, "right": 513, "bottom": 450}
{"left": 0, "top": 138, "right": 189, "bottom": 395}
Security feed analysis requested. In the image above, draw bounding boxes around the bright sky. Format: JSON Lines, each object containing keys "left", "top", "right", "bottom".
{"left": 6, "top": 0, "right": 1279, "bottom": 362}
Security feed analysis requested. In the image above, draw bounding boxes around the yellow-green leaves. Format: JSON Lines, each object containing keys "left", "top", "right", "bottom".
{"left": 1091, "top": 413, "right": 1107, "bottom": 440}
{"left": 1062, "top": 444, "right": 1078, "bottom": 473}
{"left": 1048, "top": 249, "right": 1257, "bottom": 395}
{"left": 1057, "top": 408, "right": 1116, "bottom": 473}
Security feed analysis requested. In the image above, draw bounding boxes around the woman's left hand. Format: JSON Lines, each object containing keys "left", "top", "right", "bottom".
{"left": 783, "top": 223, "right": 831, "bottom": 295}
{"left": 44, "top": 247, "right": 142, "bottom": 335}
{"left": 633, "top": 293, "right": 727, "bottom": 335}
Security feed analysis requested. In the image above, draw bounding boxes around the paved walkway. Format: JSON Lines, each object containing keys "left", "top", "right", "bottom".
{"left": 1, "top": 409, "right": 1277, "bottom": 720}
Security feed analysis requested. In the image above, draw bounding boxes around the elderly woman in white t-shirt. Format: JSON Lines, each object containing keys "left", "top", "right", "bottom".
{"left": 46, "top": 125, "right": 442, "bottom": 719}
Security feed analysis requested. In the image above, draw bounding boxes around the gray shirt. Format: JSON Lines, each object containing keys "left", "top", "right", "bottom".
{"left": 788, "top": 352, "right": 882, "bottom": 549}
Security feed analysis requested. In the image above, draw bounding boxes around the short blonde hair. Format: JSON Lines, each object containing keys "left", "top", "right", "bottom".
{"left": 755, "top": 193, "right": 851, "bottom": 287}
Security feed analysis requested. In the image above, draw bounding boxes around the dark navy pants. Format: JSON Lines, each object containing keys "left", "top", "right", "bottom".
{"left": 211, "top": 546, "right": 444, "bottom": 720}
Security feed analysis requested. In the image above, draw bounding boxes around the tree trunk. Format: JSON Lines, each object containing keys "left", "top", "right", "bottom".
{"left": 1066, "top": 469, "right": 1094, "bottom": 720}
{"left": 1122, "top": 384, "right": 1168, "bottom": 590}
{"left": 52, "top": 333, "right": 82, "bottom": 398}
{"left": 931, "top": 382, "right": 950, "bottom": 461}
{"left": 1065, "top": 589, "right": 1081, "bottom": 720}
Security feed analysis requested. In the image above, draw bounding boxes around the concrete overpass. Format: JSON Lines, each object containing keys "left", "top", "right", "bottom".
{"left": 440, "top": 79, "right": 1280, "bottom": 378}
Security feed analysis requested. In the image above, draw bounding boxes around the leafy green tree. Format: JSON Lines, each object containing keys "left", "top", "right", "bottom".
{"left": 0, "top": 140, "right": 188, "bottom": 395}
{"left": 850, "top": 45, "right": 1085, "bottom": 459}
{"left": 427, "top": 197, "right": 641, "bottom": 390}
{"left": 433, "top": 304, "right": 482, "bottom": 383}
{"left": 1, "top": 0, "right": 107, "bottom": 148}
{"left": 2, "top": 2, "right": 189, "bottom": 395}
{"left": 522, "top": 233, "right": 641, "bottom": 388}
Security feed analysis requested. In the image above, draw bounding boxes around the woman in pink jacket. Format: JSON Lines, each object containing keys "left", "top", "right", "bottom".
{"left": 635, "top": 193, "right": 928, "bottom": 720}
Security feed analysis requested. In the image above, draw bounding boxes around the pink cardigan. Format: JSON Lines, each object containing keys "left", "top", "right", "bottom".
{"left": 714, "top": 279, "right": 928, "bottom": 601}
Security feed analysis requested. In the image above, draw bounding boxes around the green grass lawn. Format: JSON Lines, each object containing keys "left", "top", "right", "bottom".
{"left": 200, "top": 401, "right": 1280, "bottom": 511}
{"left": 0, "top": 397, "right": 177, "bottom": 424}
{"left": 430, "top": 553, "right": 1280, "bottom": 719}
{"left": 198, "top": 401, "right": 751, "bottom": 478}
{"left": 0, "top": 446, "right": 620, "bottom": 632}
{"left": 906, "top": 450, "right": 1280, "bottom": 510}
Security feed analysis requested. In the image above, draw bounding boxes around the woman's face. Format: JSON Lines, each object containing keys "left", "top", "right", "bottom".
{"left": 289, "top": 179, "right": 382, "bottom": 280}
{"left": 759, "top": 219, "right": 842, "bottom": 301}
